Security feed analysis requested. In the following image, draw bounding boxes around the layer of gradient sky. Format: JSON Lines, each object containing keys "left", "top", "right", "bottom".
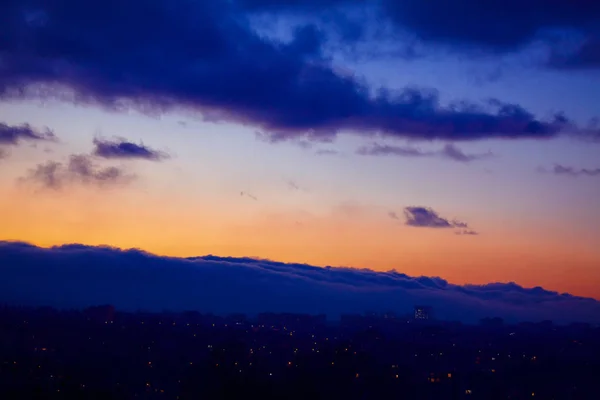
{"left": 1, "top": 0, "right": 599, "bottom": 299}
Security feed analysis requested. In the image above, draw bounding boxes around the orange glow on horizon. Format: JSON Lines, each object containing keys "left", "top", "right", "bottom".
{"left": 1, "top": 186, "right": 599, "bottom": 300}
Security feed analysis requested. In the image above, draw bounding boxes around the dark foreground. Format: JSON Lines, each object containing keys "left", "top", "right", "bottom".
{"left": 1, "top": 305, "right": 599, "bottom": 399}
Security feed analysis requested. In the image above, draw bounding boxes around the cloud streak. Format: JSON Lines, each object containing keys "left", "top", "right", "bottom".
{"left": 0, "top": 241, "right": 597, "bottom": 324}
{"left": 0, "top": 0, "right": 591, "bottom": 144}
{"left": 543, "top": 164, "right": 600, "bottom": 177}
{"left": 92, "top": 138, "right": 169, "bottom": 161}
{"left": 439, "top": 144, "right": 493, "bottom": 163}
{"left": 357, "top": 142, "right": 493, "bottom": 163}
{"left": 241, "top": 191, "right": 258, "bottom": 200}
{"left": 19, "top": 155, "right": 134, "bottom": 190}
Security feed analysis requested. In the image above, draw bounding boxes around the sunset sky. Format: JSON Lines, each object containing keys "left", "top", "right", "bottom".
{"left": 1, "top": 0, "right": 599, "bottom": 301}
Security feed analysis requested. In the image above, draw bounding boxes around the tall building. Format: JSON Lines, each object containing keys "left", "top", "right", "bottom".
{"left": 414, "top": 305, "right": 432, "bottom": 320}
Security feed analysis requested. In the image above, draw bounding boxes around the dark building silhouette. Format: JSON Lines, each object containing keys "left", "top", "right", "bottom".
{"left": 414, "top": 305, "right": 432, "bottom": 320}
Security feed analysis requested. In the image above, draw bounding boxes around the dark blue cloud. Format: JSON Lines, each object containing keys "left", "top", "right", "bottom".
{"left": 18, "top": 154, "right": 134, "bottom": 190}
{"left": 381, "top": 0, "right": 600, "bottom": 52}
{"left": 547, "top": 36, "right": 600, "bottom": 69}
{"left": 0, "top": 121, "right": 56, "bottom": 145}
{"left": 0, "top": 0, "right": 588, "bottom": 143}
{"left": 92, "top": 138, "right": 168, "bottom": 161}
{"left": 246, "top": 1, "right": 600, "bottom": 60}
{"left": 0, "top": 241, "right": 597, "bottom": 324}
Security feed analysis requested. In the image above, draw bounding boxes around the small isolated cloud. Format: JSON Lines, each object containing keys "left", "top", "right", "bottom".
{"left": 19, "top": 154, "right": 135, "bottom": 190}
{"left": 286, "top": 179, "right": 309, "bottom": 192}
{"left": 286, "top": 179, "right": 304, "bottom": 191}
{"left": 240, "top": 191, "right": 258, "bottom": 201}
{"left": 456, "top": 230, "right": 479, "bottom": 236}
{"left": 403, "top": 206, "right": 477, "bottom": 234}
{"left": 388, "top": 211, "right": 400, "bottom": 220}
{"left": 404, "top": 206, "right": 454, "bottom": 228}
{"left": 540, "top": 164, "right": 600, "bottom": 177}
{"left": 357, "top": 142, "right": 493, "bottom": 163}
{"left": 92, "top": 138, "right": 169, "bottom": 161}
{"left": 0, "top": 242, "right": 598, "bottom": 324}
{"left": 315, "top": 149, "right": 340, "bottom": 156}
{"left": 287, "top": 180, "right": 301, "bottom": 191}
{"left": 0, "top": 122, "right": 56, "bottom": 145}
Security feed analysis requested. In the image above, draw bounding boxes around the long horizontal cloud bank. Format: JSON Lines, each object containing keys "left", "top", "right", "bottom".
{"left": 1, "top": 242, "right": 598, "bottom": 324}
{"left": 0, "top": 0, "right": 595, "bottom": 142}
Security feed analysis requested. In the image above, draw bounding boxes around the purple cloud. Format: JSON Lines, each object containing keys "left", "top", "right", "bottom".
{"left": 92, "top": 138, "right": 169, "bottom": 161}
{"left": 19, "top": 154, "right": 135, "bottom": 190}
{"left": 0, "top": 0, "right": 590, "bottom": 143}
{"left": 0, "top": 241, "right": 598, "bottom": 324}
{"left": 403, "top": 207, "right": 476, "bottom": 234}
{"left": 404, "top": 206, "right": 454, "bottom": 228}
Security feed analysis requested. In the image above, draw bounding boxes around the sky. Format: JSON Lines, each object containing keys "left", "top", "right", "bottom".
{"left": 1, "top": 0, "right": 599, "bottom": 315}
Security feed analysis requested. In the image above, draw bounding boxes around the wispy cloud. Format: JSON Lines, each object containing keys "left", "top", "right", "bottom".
{"left": 315, "top": 149, "right": 340, "bottom": 156}
{"left": 357, "top": 143, "right": 433, "bottom": 157}
{"left": 286, "top": 179, "right": 309, "bottom": 192}
{"left": 357, "top": 142, "right": 493, "bottom": 163}
{"left": 92, "top": 138, "right": 169, "bottom": 161}
{"left": 240, "top": 191, "right": 258, "bottom": 201}
{"left": 540, "top": 164, "right": 600, "bottom": 177}
{"left": 439, "top": 144, "right": 493, "bottom": 163}
{"left": 388, "top": 211, "right": 401, "bottom": 220}
{"left": 287, "top": 180, "right": 301, "bottom": 191}
{"left": 18, "top": 155, "right": 135, "bottom": 190}
{"left": 0, "top": 241, "right": 597, "bottom": 324}
{"left": 456, "top": 229, "right": 479, "bottom": 236}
